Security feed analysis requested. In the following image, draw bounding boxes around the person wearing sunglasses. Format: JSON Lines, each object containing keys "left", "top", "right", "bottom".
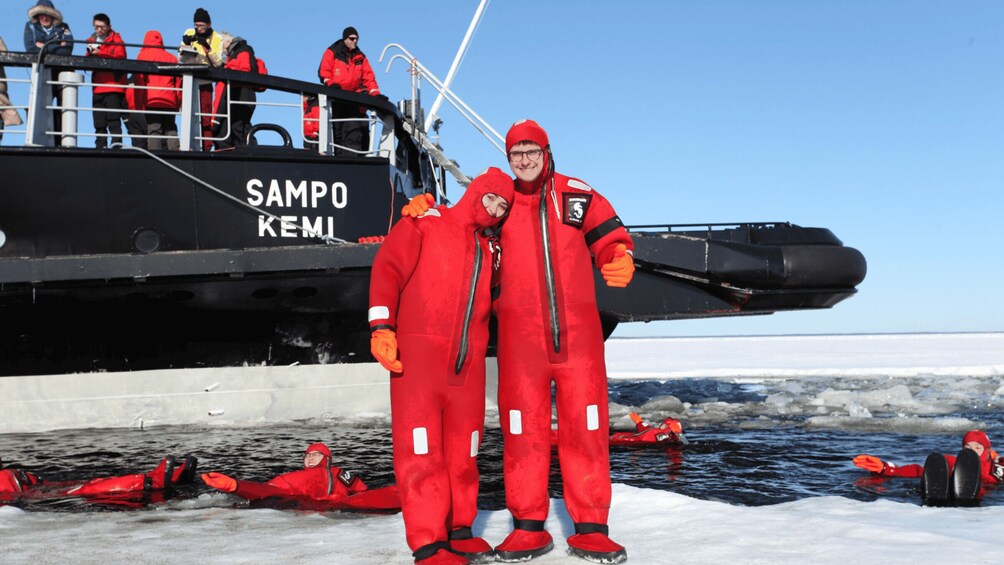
{"left": 317, "top": 26, "right": 386, "bottom": 155}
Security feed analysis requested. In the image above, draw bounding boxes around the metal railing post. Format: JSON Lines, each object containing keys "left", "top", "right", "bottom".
{"left": 178, "top": 75, "right": 199, "bottom": 151}
{"left": 25, "top": 63, "right": 53, "bottom": 146}
{"left": 58, "top": 71, "right": 83, "bottom": 147}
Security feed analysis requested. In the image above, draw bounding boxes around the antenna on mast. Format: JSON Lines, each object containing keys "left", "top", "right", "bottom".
{"left": 424, "top": 0, "right": 490, "bottom": 133}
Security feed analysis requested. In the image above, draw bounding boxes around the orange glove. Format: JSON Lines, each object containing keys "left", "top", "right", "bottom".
{"left": 370, "top": 329, "right": 403, "bottom": 373}
{"left": 628, "top": 413, "right": 646, "bottom": 430}
{"left": 201, "top": 472, "right": 237, "bottom": 493}
{"left": 401, "top": 193, "right": 434, "bottom": 218}
{"left": 600, "top": 244, "right": 634, "bottom": 287}
{"left": 852, "top": 455, "right": 887, "bottom": 475}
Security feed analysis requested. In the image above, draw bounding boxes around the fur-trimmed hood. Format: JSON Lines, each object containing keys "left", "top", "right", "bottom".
{"left": 28, "top": 0, "right": 62, "bottom": 26}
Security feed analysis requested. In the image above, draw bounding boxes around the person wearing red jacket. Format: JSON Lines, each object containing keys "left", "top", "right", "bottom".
{"left": 200, "top": 443, "right": 399, "bottom": 512}
{"left": 401, "top": 120, "right": 635, "bottom": 563}
{"left": 496, "top": 120, "right": 633, "bottom": 564}
{"left": 369, "top": 168, "right": 513, "bottom": 565}
{"left": 211, "top": 33, "right": 259, "bottom": 149}
{"left": 854, "top": 430, "right": 1004, "bottom": 497}
{"left": 317, "top": 26, "right": 384, "bottom": 156}
{"left": 84, "top": 13, "right": 126, "bottom": 149}
{"left": 135, "top": 30, "right": 181, "bottom": 150}
{"left": 0, "top": 458, "right": 41, "bottom": 498}
{"left": 1, "top": 455, "right": 197, "bottom": 502}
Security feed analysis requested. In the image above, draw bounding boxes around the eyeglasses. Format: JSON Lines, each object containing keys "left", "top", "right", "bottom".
{"left": 93, "top": 24, "right": 109, "bottom": 30}
{"left": 508, "top": 148, "right": 543, "bottom": 162}
{"left": 346, "top": 36, "right": 359, "bottom": 41}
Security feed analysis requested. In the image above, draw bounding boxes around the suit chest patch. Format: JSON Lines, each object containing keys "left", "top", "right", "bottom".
{"left": 563, "top": 194, "right": 592, "bottom": 227}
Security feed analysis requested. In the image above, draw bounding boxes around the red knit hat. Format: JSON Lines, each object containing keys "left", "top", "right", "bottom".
{"left": 305, "top": 443, "right": 332, "bottom": 458}
{"left": 962, "top": 430, "right": 991, "bottom": 450}
{"left": 505, "top": 119, "right": 549, "bottom": 154}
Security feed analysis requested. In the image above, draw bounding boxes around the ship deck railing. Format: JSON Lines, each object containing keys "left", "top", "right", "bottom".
{"left": 0, "top": 50, "right": 408, "bottom": 162}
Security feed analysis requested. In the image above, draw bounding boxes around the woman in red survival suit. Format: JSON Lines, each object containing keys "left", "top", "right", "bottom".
{"left": 368, "top": 168, "right": 514, "bottom": 565}
{"left": 200, "top": 443, "right": 398, "bottom": 511}
{"left": 1, "top": 454, "right": 197, "bottom": 503}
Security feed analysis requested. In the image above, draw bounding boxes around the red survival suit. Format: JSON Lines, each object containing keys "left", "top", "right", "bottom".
{"left": 233, "top": 444, "right": 366, "bottom": 500}
{"left": 495, "top": 120, "right": 633, "bottom": 554}
{"left": 0, "top": 466, "right": 41, "bottom": 498}
{"left": 1, "top": 455, "right": 195, "bottom": 505}
{"left": 201, "top": 443, "right": 400, "bottom": 511}
{"left": 855, "top": 431, "right": 1004, "bottom": 499}
{"left": 369, "top": 169, "right": 513, "bottom": 562}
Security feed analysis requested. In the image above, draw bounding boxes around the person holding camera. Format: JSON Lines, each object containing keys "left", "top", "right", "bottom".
{"left": 179, "top": 8, "right": 222, "bottom": 150}
{"left": 85, "top": 13, "right": 126, "bottom": 149}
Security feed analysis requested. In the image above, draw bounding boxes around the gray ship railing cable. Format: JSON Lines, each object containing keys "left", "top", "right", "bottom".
{"left": 111, "top": 143, "right": 346, "bottom": 244}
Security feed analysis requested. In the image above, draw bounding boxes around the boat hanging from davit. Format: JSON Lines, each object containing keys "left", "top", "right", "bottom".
{"left": 0, "top": 37, "right": 866, "bottom": 432}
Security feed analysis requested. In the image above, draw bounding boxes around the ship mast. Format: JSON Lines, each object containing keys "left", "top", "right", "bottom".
{"left": 424, "top": 0, "right": 490, "bottom": 133}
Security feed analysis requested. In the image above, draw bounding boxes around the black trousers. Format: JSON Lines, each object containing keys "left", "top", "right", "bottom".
{"left": 92, "top": 91, "right": 124, "bottom": 148}
{"left": 332, "top": 104, "right": 369, "bottom": 156}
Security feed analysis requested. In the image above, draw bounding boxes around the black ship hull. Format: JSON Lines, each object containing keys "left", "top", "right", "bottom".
{"left": 0, "top": 53, "right": 866, "bottom": 378}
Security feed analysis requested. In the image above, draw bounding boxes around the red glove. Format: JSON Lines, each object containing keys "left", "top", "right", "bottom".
{"left": 600, "top": 243, "right": 635, "bottom": 287}
{"left": 370, "top": 329, "right": 403, "bottom": 373}
{"left": 852, "top": 455, "right": 887, "bottom": 475}
{"left": 201, "top": 472, "right": 237, "bottom": 493}
{"left": 401, "top": 193, "right": 434, "bottom": 218}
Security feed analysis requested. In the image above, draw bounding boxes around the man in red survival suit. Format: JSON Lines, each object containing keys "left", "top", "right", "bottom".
{"left": 369, "top": 168, "right": 514, "bottom": 565}
{"left": 402, "top": 120, "right": 635, "bottom": 563}
{"left": 1, "top": 454, "right": 197, "bottom": 505}
{"left": 495, "top": 119, "right": 633, "bottom": 564}
{"left": 200, "top": 443, "right": 398, "bottom": 511}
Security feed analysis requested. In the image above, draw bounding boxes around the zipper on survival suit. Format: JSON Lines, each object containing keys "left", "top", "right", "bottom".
{"left": 539, "top": 179, "right": 560, "bottom": 353}
{"left": 455, "top": 229, "right": 483, "bottom": 374}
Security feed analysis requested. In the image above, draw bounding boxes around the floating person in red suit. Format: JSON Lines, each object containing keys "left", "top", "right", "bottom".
{"left": 1, "top": 454, "right": 197, "bottom": 507}
{"left": 550, "top": 413, "right": 687, "bottom": 448}
{"left": 610, "top": 413, "right": 687, "bottom": 447}
{"left": 853, "top": 430, "right": 1004, "bottom": 505}
{"left": 369, "top": 168, "right": 514, "bottom": 565}
{"left": 402, "top": 119, "right": 635, "bottom": 563}
{"left": 200, "top": 442, "right": 399, "bottom": 512}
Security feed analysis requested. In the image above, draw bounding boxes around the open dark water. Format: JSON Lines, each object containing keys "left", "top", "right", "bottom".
{"left": 3, "top": 377, "right": 1003, "bottom": 511}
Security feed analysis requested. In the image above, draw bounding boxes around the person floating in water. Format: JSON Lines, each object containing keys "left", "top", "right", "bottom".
{"left": 201, "top": 442, "right": 400, "bottom": 512}
{"left": 853, "top": 430, "right": 1004, "bottom": 505}
{"left": 1, "top": 454, "right": 198, "bottom": 505}
{"left": 610, "top": 413, "right": 687, "bottom": 446}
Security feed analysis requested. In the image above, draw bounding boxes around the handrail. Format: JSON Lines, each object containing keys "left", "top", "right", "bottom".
{"left": 627, "top": 222, "right": 794, "bottom": 232}
{"left": 379, "top": 43, "right": 504, "bottom": 154}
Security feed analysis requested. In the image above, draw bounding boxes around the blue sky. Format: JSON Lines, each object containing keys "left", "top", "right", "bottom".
{"left": 4, "top": 1, "right": 1001, "bottom": 337}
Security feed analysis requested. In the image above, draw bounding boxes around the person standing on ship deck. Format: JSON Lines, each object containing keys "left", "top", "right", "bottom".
{"left": 178, "top": 8, "right": 223, "bottom": 150}
{"left": 317, "top": 26, "right": 385, "bottom": 155}
{"left": 23, "top": 0, "right": 73, "bottom": 145}
{"left": 84, "top": 13, "right": 127, "bottom": 149}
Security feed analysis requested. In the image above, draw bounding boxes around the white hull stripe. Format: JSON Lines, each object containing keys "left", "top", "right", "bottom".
{"left": 470, "top": 430, "right": 480, "bottom": 457}
{"left": 413, "top": 427, "right": 429, "bottom": 455}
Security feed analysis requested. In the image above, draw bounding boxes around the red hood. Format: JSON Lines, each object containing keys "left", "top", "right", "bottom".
{"left": 453, "top": 167, "right": 514, "bottom": 230}
{"left": 138, "top": 30, "right": 172, "bottom": 62}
